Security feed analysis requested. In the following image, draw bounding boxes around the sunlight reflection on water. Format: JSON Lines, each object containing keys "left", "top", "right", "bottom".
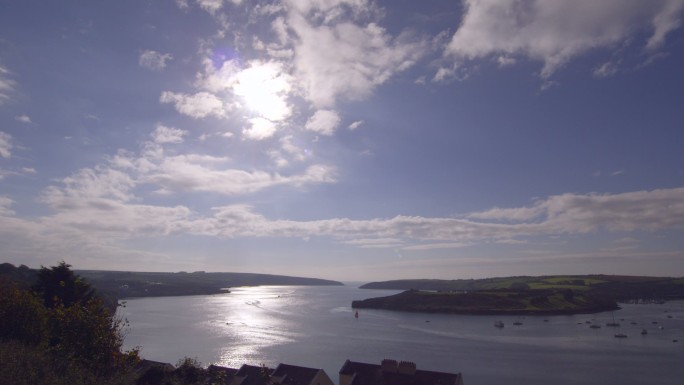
{"left": 199, "top": 287, "right": 303, "bottom": 367}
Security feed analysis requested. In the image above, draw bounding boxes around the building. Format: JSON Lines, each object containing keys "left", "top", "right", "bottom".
{"left": 208, "top": 364, "right": 239, "bottom": 385}
{"left": 231, "top": 364, "right": 273, "bottom": 385}
{"left": 229, "top": 363, "right": 334, "bottom": 385}
{"left": 271, "top": 363, "right": 335, "bottom": 385}
{"left": 339, "top": 359, "right": 464, "bottom": 385}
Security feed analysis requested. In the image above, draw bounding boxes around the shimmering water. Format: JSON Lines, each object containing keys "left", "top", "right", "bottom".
{"left": 118, "top": 285, "right": 684, "bottom": 385}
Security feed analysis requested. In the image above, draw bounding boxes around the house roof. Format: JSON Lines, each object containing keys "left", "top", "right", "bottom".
{"left": 135, "top": 359, "right": 175, "bottom": 374}
{"left": 208, "top": 365, "right": 239, "bottom": 385}
{"left": 235, "top": 364, "right": 273, "bottom": 385}
{"left": 272, "top": 363, "right": 323, "bottom": 385}
{"left": 339, "top": 360, "right": 463, "bottom": 385}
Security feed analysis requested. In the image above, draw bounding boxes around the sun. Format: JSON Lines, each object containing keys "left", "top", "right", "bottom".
{"left": 233, "top": 61, "right": 292, "bottom": 122}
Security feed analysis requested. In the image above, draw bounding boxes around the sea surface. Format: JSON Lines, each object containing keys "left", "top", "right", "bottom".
{"left": 117, "top": 285, "right": 684, "bottom": 385}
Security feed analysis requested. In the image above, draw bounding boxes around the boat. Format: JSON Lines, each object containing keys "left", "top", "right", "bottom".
{"left": 494, "top": 321, "right": 504, "bottom": 328}
{"left": 590, "top": 324, "right": 601, "bottom": 329}
{"left": 606, "top": 312, "right": 620, "bottom": 327}
{"left": 614, "top": 333, "right": 628, "bottom": 338}
{"left": 513, "top": 321, "right": 523, "bottom": 326}
{"left": 641, "top": 329, "right": 647, "bottom": 335}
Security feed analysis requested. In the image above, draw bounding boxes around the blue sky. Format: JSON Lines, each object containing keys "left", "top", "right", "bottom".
{"left": 1, "top": 0, "right": 683, "bottom": 281}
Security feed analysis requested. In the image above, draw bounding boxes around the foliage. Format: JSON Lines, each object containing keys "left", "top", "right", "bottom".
{"left": 0, "top": 279, "right": 48, "bottom": 346}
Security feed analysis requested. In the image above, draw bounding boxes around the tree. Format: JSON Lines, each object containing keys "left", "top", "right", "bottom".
{"left": 1, "top": 262, "right": 140, "bottom": 384}
{"left": 31, "top": 262, "right": 139, "bottom": 375}
{"left": 32, "top": 261, "right": 95, "bottom": 309}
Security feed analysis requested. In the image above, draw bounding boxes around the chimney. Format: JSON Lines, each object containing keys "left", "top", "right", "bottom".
{"left": 381, "top": 359, "right": 398, "bottom": 373}
{"left": 397, "top": 361, "right": 416, "bottom": 375}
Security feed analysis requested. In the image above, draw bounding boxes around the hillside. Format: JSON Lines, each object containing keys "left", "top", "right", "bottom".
{"left": 79, "top": 270, "right": 343, "bottom": 298}
{"left": 352, "top": 288, "right": 618, "bottom": 315}
{"left": 359, "top": 275, "right": 684, "bottom": 302}
{"left": 1, "top": 263, "right": 343, "bottom": 299}
{"left": 354, "top": 275, "right": 684, "bottom": 315}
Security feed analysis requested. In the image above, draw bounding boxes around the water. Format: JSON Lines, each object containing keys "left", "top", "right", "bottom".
{"left": 118, "top": 285, "right": 684, "bottom": 385}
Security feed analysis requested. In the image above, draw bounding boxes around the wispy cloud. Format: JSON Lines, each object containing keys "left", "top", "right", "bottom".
{"left": 151, "top": 124, "right": 187, "bottom": 144}
{"left": 15, "top": 114, "right": 32, "bottom": 124}
{"left": 0, "top": 65, "right": 14, "bottom": 105}
{"left": 348, "top": 120, "right": 364, "bottom": 130}
{"left": 0, "top": 132, "right": 13, "bottom": 158}
{"left": 139, "top": 50, "right": 173, "bottom": 71}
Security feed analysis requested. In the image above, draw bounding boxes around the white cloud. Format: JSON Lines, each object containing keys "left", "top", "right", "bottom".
{"left": 283, "top": 1, "right": 429, "bottom": 107}
{"left": 468, "top": 187, "right": 684, "bottom": 234}
{"left": 151, "top": 124, "right": 187, "bottom": 144}
{"left": 102, "top": 140, "right": 337, "bottom": 196}
{"left": 139, "top": 50, "right": 173, "bottom": 70}
{"left": 144, "top": 160, "right": 336, "bottom": 196}
{"left": 15, "top": 114, "right": 32, "bottom": 124}
{"left": 160, "top": 91, "right": 227, "bottom": 119}
{"left": 443, "top": 0, "right": 684, "bottom": 79}
{"left": 0, "top": 131, "right": 12, "bottom": 158}
{"left": 41, "top": 166, "right": 136, "bottom": 205}
{"left": 348, "top": 120, "right": 364, "bottom": 130}
{"left": 305, "top": 110, "right": 341, "bottom": 136}
{"left": 243, "top": 117, "right": 277, "bottom": 140}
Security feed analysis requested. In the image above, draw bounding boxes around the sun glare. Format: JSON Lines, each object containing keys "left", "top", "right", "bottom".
{"left": 233, "top": 61, "right": 292, "bottom": 122}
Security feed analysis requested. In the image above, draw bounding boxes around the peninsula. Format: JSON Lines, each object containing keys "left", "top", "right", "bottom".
{"left": 353, "top": 275, "right": 684, "bottom": 315}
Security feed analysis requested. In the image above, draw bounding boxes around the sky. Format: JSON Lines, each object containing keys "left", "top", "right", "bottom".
{"left": 1, "top": 0, "right": 683, "bottom": 282}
